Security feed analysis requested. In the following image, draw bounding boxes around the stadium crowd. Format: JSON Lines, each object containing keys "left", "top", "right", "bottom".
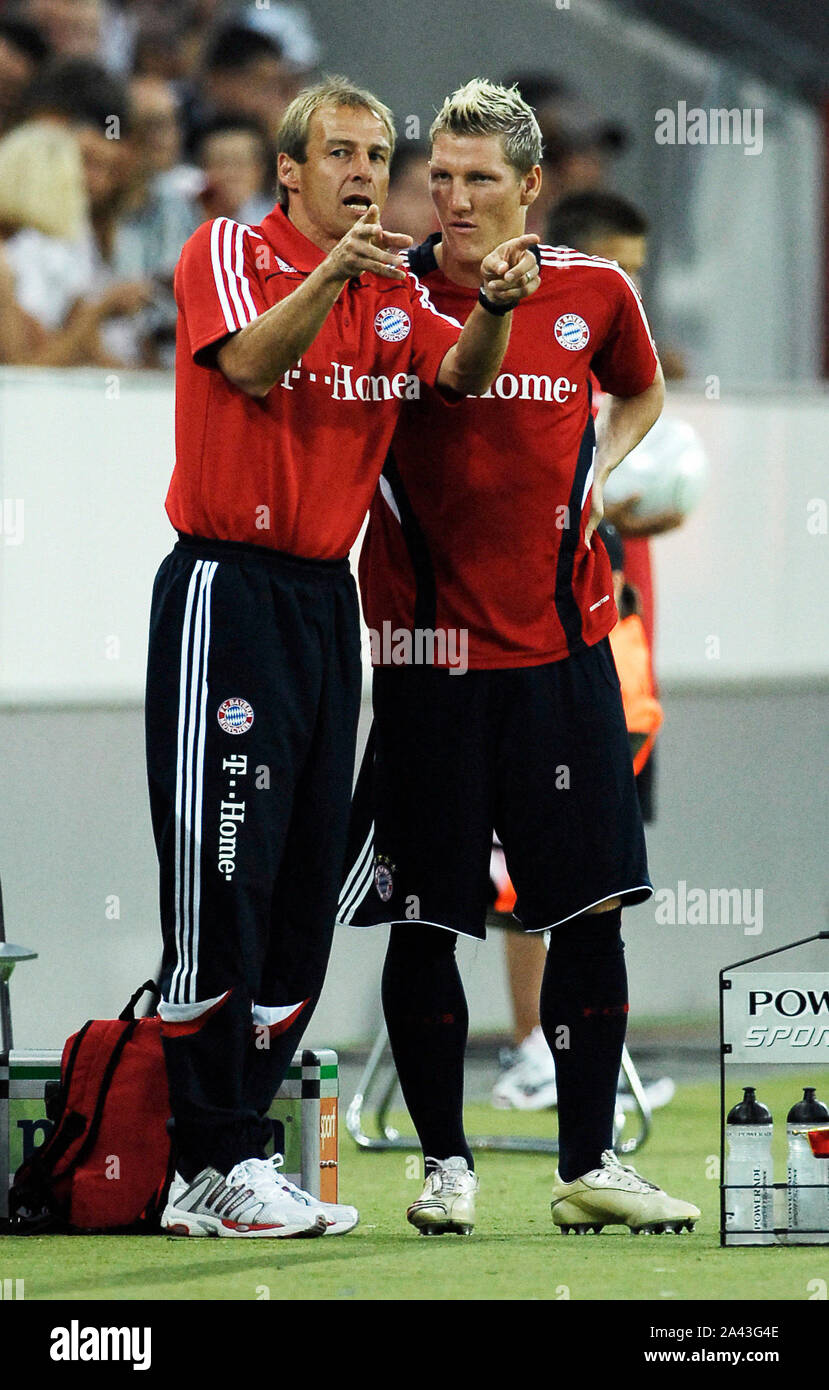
{"left": 0, "top": 0, "right": 635, "bottom": 369}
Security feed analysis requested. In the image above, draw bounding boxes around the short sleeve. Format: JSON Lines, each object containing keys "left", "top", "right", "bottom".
{"left": 174, "top": 217, "right": 270, "bottom": 364}
{"left": 403, "top": 266, "right": 462, "bottom": 386}
{"left": 589, "top": 270, "right": 659, "bottom": 398}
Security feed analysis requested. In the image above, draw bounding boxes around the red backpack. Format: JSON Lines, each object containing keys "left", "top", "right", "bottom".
{"left": 10, "top": 981, "right": 175, "bottom": 1233}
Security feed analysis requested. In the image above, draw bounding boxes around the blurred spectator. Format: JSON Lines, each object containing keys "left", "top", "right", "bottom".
{"left": 242, "top": 2, "right": 322, "bottom": 102}
{"left": 550, "top": 189, "right": 649, "bottom": 281}
{"left": 4, "top": 62, "right": 155, "bottom": 366}
{"left": 0, "top": 119, "right": 126, "bottom": 365}
{"left": 382, "top": 142, "right": 438, "bottom": 245}
{"left": 0, "top": 15, "right": 50, "bottom": 134}
{"left": 130, "top": 2, "right": 217, "bottom": 84}
{"left": 130, "top": 9, "right": 198, "bottom": 84}
{"left": 186, "top": 21, "right": 291, "bottom": 149}
{"left": 22, "top": 52, "right": 131, "bottom": 131}
{"left": 504, "top": 72, "right": 628, "bottom": 237}
{"left": 117, "top": 76, "right": 204, "bottom": 366}
{"left": 129, "top": 73, "right": 186, "bottom": 180}
{"left": 549, "top": 189, "right": 686, "bottom": 383}
{"left": 21, "top": 0, "right": 105, "bottom": 63}
{"left": 193, "top": 114, "right": 273, "bottom": 225}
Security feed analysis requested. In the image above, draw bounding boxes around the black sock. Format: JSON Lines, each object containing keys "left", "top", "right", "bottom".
{"left": 540, "top": 908, "right": 628, "bottom": 1183}
{"left": 381, "top": 924, "right": 473, "bottom": 1170}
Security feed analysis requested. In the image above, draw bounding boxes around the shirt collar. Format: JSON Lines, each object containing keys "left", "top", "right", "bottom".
{"left": 409, "top": 232, "right": 442, "bottom": 278}
{"left": 409, "top": 230, "right": 541, "bottom": 286}
{"left": 258, "top": 205, "right": 329, "bottom": 273}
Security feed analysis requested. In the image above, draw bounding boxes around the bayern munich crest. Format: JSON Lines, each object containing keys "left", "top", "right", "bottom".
{"left": 373, "top": 856, "right": 395, "bottom": 902}
{"left": 374, "top": 307, "right": 411, "bottom": 342}
{"left": 554, "top": 313, "right": 590, "bottom": 350}
{"left": 217, "top": 698, "right": 254, "bottom": 735}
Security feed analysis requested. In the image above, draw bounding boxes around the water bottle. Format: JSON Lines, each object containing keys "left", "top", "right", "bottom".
{"left": 725, "top": 1087, "right": 774, "bottom": 1245}
{"left": 787, "top": 1088, "right": 829, "bottom": 1244}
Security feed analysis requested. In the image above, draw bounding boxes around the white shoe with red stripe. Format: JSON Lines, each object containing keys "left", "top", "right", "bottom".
{"left": 269, "top": 1154, "right": 359, "bottom": 1236}
{"left": 161, "top": 1158, "right": 327, "bottom": 1238}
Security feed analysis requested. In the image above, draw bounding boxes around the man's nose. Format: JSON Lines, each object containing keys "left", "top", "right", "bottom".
{"left": 350, "top": 150, "right": 372, "bottom": 180}
{"left": 448, "top": 179, "right": 471, "bottom": 210}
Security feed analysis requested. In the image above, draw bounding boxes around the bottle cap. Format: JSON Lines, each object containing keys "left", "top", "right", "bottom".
{"left": 787, "top": 1087, "right": 829, "bottom": 1123}
{"left": 727, "top": 1086, "right": 772, "bottom": 1124}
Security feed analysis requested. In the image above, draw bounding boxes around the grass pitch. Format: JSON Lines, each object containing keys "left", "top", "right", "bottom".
{"left": 2, "top": 1076, "right": 828, "bottom": 1302}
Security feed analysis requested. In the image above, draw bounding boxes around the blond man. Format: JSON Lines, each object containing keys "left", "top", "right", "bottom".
{"left": 341, "top": 80, "right": 699, "bottom": 1238}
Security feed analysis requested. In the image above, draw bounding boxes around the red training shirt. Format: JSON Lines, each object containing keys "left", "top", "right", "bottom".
{"left": 167, "top": 208, "right": 461, "bottom": 558}
{"left": 359, "top": 237, "right": 659, "bottom": 667}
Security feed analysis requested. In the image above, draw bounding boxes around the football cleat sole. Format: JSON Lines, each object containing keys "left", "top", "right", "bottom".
{"left": 413, "top": 1221, "right": 474, "bottom": 1236}
{"left": 556, "top": 1216, "right": 697, "bottom": 1235}
{"left": 407, "top": 1207, "right": 475, "bottom": 1236}
{"left": 407, "top": 1206, "right": 474, "bottom": 1236}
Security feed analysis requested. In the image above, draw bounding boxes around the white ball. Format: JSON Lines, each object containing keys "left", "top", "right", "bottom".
{"left": 602, "top": 416, "right": 709, "bottom": 520}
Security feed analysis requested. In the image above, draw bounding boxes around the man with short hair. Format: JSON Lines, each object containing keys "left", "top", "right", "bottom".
{"left": 194, "top": 116, "right": 273, "bottom": 225}
{"left": 192, "top": 22, "right": 291, "bottom": 146}
{"left": 147, "top": 76, "right": 540, "bottom": 1240}
{"left": 341, "top": 79, "right": 699, "bottom": 1238}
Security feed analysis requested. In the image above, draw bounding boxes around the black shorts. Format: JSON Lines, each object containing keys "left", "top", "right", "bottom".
{"left": 338, "top": 638, "right": 652, "bottom": 939}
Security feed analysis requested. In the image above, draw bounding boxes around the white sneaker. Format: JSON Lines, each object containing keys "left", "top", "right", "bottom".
{"left": 551, "top": 1150, "right": 701, "bottom": 1234}
{"left": 268, "top": 1154, "right": 359, "bottom": 1236}
{"left": 161, "top": 1158, "right": 327, "bottom": 1238}
{"left": 407, "top": 1156, "right": 478, "bottom": 1236}
{"left": 492, "top": 1026, "right": 557, "bottom": 1110}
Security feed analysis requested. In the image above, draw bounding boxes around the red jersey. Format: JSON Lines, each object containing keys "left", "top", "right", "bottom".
{"left": 359, "top": 238, "right": 659, "bottom": 667}
{"left": 166, "top": 208, "right": 460, "bottom": 559}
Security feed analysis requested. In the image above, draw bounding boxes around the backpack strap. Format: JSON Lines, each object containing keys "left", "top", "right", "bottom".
{"left": 118, "top": 980, "right": 161, "bottom": 1022}
{"left": 62, "top": 1020, "right": 139, "bottom": 1174}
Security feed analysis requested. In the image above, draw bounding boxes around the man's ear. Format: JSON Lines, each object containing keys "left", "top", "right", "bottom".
{"left": 520, "top": 164, "right": 543, "bottom": 208}
{"left": 277, "top": 151, "right": 300, "bottom": 196}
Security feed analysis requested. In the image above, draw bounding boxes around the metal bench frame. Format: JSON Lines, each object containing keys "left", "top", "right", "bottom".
{"left": 346, "top": 1023, "right": 652, "bottom": 1155}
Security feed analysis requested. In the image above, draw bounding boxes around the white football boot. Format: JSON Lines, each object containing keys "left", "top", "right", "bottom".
{"left": 551, "top": 1150, "right": 701, "bottom": 1234}
{"left": 406, "top": 1156, "right": 478, "bottom": 1236}
{"left": 491, "top": 1026, "right": 558, "bottom": 1110}
{"left": 268, "top": 1154, "right": 359, "bottom": 1235}
{"left": 161, "top": 1157, "right": 327, "bottom": 1238}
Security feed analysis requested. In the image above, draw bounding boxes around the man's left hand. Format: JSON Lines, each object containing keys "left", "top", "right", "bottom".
{"left": 604, "top": 496, "right": 685, "bottom": 538}
{"left": 480, "top": 235, "right": 541, "bottom": 307}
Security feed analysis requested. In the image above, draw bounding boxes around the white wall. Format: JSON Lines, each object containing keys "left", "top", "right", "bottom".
{"left": 651, "top": 391, "right": 829, "bottom": 682}
{"left": 0, "top": 369, "right": 175, "bottom": 705}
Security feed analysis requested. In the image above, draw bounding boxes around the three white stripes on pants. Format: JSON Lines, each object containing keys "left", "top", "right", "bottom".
{"left": 338, "top": 824, "right": 375, "bottom": 923}
{"left": 171, "top": 560, "right": 218, "bottom": 1004}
